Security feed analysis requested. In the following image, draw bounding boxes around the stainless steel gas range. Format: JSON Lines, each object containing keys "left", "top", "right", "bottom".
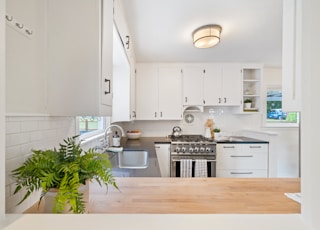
{"left": 169, "top": 135, "right": 216, "bottom": 177}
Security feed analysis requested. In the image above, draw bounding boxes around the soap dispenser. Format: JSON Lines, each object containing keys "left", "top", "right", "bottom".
{"left": 112, "top": 131, "right": 120, "bottom": 147}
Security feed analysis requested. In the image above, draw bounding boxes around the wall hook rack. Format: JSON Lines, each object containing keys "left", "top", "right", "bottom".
{"left": 5, "top": 14, "right": 34, "bottom": 39}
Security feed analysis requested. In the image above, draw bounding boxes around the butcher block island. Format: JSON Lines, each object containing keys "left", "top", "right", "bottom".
{"left": 27, "top": 177, "right": 300, "bottom": 214}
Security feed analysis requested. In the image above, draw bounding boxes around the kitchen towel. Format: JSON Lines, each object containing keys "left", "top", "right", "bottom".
{"left": 180, "top": 159, "right": 192, "bottom": 177}
{"left": 195, "top": 159, "right": 207, "bottom": 177}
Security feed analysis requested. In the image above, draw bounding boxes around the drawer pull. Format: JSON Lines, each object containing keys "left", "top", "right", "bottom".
{"left": 223, "top": 146, "right": 235, "bottom": 149}
{"left": 249, "top": 146, "right": 262, "bottom": 148}
{"left": 230, "top": 172, "right": 253, "bottom": 175}
{"left": 230, "top": 155, "right": 253, "bottom": 158}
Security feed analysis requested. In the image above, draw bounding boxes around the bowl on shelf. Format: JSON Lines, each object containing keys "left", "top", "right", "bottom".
{"left": 126, "top": 130, "right": 142, "bottom": 140}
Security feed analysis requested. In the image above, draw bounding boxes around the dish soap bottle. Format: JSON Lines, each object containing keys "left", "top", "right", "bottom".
{"left": 112, "top": 131, "right": 120, "bottom": 147}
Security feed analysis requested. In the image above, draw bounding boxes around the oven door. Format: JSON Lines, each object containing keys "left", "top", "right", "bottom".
{"left": 170, "top": 155, "right": 216, "bottom": 177}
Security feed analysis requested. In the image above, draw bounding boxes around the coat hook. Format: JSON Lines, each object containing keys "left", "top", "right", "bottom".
{"left": 25, "top": 29, "right": 33, "bottom": 35}
{"left": 5, "top": 15, "right": 13, "bottom": 21}
{"left": 15, "top": 22, "right": 24, "bottom": 29}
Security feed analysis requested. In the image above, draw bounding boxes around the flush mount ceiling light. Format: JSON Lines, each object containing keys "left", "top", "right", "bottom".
{"left": 192, "top": 24, "right": 222, "bottom": 48}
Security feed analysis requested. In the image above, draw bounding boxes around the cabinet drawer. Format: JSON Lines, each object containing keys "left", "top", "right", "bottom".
{"left": 217, "top": 151, "right": 268, "bottom": 170}
{"left": 217, "top": 144, "right": 241, "bottom": 153}
{"left": 216, "top": 169, "right": 268, "bottom": 178}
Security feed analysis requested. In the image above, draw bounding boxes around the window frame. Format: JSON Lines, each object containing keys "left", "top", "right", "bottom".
{"left": 263, "top": 85, "right": 300, "bottom": 128}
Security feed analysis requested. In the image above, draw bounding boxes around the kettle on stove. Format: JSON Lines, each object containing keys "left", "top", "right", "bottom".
{"left": 172, "top": 126, "right": 182, "bottom": 137}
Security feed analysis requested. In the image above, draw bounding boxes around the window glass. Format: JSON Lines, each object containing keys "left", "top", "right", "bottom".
{"left": 265, "top": 87, "right": 299, "bottom": 127}
{"left": 77, "top": 116, "right": 110, "bottom": 138}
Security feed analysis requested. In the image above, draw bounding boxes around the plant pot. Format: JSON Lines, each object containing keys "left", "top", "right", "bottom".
{"left": 244, "top": 102, "right": 252, "bottom": 109}
{"left": 43, "top": 182, "right": 89, "bottom": 213}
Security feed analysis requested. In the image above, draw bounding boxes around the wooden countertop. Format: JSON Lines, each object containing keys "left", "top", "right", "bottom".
{"left": 26, "top": 177, "right": 300, "bottom": 214}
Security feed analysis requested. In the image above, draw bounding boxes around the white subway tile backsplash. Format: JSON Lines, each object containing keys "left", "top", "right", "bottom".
{"left": 5, "top": 145, "right": 21, "bottom": 160}
{"left": 6, "top": 122, "right": 21, "bottom": 134}
{"left": 20, "top": 120, "right": 39, "bottom": 132}
{"left": 5, "top": 115, "right": 76, "bottom": 213}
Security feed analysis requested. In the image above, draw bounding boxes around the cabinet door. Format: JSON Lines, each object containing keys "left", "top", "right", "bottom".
{"left": 155, "top": 144, "right": 171, "bottom": 177}
{"left": 203, "top": 64, "right": 223, "bottom": 105}
{"left": 182, "top": 67, "right": 204, "bottom": 105}
{"left": 282, "top": 0, "right": 301, "bottom": 111}
{"left": 101, "top": 0, "right": 113, "bottom": 110}
{"left": 135, "top": 64, "right": 158, "bottom": 120}
{"left": 158, "top": 67, "right": 182, "bottom": 119}
{"left": 221, "top": 64, "right": 242, "bottom": 105}
{"left": 130, "top": 63, "right": 136, "bottom": 120}
{"left": 112, "top": 26, "right": 131, "bottom": 122}
{"left": 47, "top": 0, "right": 113, "bottom": 116}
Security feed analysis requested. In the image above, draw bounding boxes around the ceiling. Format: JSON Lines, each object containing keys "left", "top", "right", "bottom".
{"left": 121, "top": 0, "right": 283, "bottom": 67}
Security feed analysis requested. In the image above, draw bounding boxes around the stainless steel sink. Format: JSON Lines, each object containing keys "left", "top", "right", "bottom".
{"left": 118, "top": 150, "right": 149, "bottom": 169}
{"left": 215, "top": 136, "right": 244, "bottom": 142}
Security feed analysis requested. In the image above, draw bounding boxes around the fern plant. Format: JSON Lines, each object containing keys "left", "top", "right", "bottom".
{"left": 12, "top": 136, "right": 118, "bottom": 214}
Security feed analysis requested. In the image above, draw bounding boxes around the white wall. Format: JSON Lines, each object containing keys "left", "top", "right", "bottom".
{"left": 301, "top": 0, "right": 320, "bottom": 228}
{"left": 0, "top": 0, "right": 6, "bottom": 220}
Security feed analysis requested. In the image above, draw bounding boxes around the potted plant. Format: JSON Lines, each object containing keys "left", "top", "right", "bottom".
{"left": 11, "top": 136, "right": 118, "bottom": 214}
{"left": 213, "top": 128, "right": 221, "bottom": 138}
{"left": 244, "top": 98, "right": 253, "bottom": 109}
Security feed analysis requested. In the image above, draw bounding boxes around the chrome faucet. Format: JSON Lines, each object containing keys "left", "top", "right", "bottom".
{"left": 104, "top": 124, "right": 125, "bottom": 147}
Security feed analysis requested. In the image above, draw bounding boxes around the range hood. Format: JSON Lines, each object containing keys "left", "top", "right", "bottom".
{"left": 183, "top": 106, "right": 204, "bottom": 113}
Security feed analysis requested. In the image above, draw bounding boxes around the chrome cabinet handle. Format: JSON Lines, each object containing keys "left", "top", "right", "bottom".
{"left": 230, "top": 155, "right": 253, "bottom": 158}
{"left": 223, "top": 146, "right": 235, "bottom": 149}
{"left": 230, "top": 172, "right": 253, "bottom": 175}
{"left": 249, "top": 146, "right": 262, "bottom": 148}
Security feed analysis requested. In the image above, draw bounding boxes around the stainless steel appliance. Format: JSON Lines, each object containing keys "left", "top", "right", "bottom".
{"left": 170, "top": 135, "right": 216, "bottom": 177}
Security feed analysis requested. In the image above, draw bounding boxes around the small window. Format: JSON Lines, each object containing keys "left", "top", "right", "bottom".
{"left": 264, "top": 86, "right": 299, "bottom": 127}
{"left": 77, "top": 116, "right": 110, "bottom": 138}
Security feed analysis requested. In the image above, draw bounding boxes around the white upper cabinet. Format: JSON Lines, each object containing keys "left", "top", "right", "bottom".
{"left": 158, "top": 67, "right": 183, "bottom": 119}
{"left": 183, "top": 64, "right": 241, "bottom": 107}
{"left": 282, "top": 0, "right": 301, "bottom": 112}
{"left": 221, "top": 64, "right": 242, "bottom": 106}
{"left": 135, "top": 63, "right": 158, "bottom": 120}
{"left": 47, "top": 0, "right": 113, "bottom": 116}
{"left": 182, "top": 67, "right": 205, "bottom": 106}
{"left": 136, "top": 63, "right": 182, "bottom": 120}
{"left": 112, "top": 26, "right": 131, "bottom": 122}
{"left": 203, "top": 64, "right": 222, "bottom": 105}
{"left": 113, "top": 0, "right": 135, "bottom": 62}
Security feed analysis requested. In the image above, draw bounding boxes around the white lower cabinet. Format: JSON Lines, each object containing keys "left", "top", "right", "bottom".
{"left": 155, "top": 144, "right": 171, "bottom": 177}
{"left": 216, "top": 143, "right": 268, "bottom": 178}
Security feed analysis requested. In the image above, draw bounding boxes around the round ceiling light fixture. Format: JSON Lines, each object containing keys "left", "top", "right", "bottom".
{"left": 192, "top": 24, "right": 222, "bottom": 49}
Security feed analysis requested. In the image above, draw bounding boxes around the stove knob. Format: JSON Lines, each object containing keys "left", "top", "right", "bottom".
{"left": 200, "top": 147, "right": 205, "bottom": 152}
{"left": 205, "top": 147, "right": 211, "bottom": 152}
{"left": 194, "top": 147, "right": 199, "bottom": 152}
{"left": 181, "top": 147, "right": 186, "bottom": 153}
{"left": 188, "top": 147, "right": 194, "bottom": 153}
{"left": 175, "top": 147, "right": 181, "bottom": 153}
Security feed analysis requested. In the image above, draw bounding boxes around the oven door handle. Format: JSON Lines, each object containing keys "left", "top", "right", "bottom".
{"left": 171, "top": 159, "right": 216, "bottom": 162}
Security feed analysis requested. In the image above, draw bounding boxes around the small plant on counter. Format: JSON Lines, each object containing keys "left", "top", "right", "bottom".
{"left": 213, "top": 128, "right": 221, "bottom": 133}
{"left": 244, "top": 98, "right": 253, "bottom": 103}
{"left": 11, "top": 136, "right": 118, "bottom": 214}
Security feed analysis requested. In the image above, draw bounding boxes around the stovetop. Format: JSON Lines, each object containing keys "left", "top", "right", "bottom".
{"left": 169, "top": 135, "right": 214, "bottom": 143}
